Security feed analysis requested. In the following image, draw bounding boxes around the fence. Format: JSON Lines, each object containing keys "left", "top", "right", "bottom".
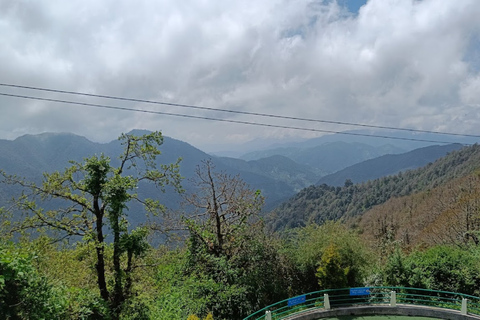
{"left": 243, "top": 287, "right": 480, "bottom": 320}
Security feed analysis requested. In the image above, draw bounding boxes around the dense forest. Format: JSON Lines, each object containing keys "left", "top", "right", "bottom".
{"left": 1, "top": 132, "right": 480, "bottom": 319}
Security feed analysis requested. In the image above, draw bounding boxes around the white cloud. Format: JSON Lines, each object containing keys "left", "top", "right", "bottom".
{"left": 0, "top": 0, "right": 479, "bottom": 150}
{"left": 460, "top": 75, "right": 480, "bottom": 105}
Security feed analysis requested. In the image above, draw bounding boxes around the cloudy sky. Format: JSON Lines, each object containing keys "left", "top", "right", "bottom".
{"left": 1, "top": 0, "right": 480, "bottom": 152}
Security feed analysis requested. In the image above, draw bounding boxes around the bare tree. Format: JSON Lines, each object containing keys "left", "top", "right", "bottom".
{"left": 182, "top": 160, "right": 264, "bottom": 258}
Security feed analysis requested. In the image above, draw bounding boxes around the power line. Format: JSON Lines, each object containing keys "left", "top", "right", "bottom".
{"left": 0, "top": 92, "right": 471, "bottom": 145}
{"left": 1, "top": 82, "right": 479, "bottom": 139}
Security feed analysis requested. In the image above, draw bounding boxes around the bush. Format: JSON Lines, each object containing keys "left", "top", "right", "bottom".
{"left": 0, "top": 244, "right": 67, "bottom": 319}
{"left": 286, "top": 221, "right": 371, "bottom": 292}
{"left": 383, "top": 245, "right": 480, "bottom": 295}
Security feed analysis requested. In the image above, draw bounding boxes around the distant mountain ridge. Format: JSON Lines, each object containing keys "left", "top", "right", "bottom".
{"left": 317, "top": 143, "right": 464, "bottom": 186}
{"left": 235, "top": 129, "right": 480, "bottom": 154}
{"left": 2, "top": 131, "right": 477, "bottom": 228}
{"left": 241, "top": 141, "right": 405, "bottom": 176}
{"left": 217, "top": 155, "right": 320, "bottom": 193}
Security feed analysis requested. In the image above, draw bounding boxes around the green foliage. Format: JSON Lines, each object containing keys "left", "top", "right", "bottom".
{"left": 0, "top": 243, "right": 67, "bottom": 319}
{"left": 182, "top": 162, "right": 293, "bottom": 319}
{"left": 184, "top": 237, "right": 254, "bottom": 319}
{"left": 286, "top": 222, "right": 370, "bottom": 293}
{"left": 0, "top": 206, "right": 14, "bottom": 242}
{"left": 316, "top": 243, "right": 349, "bottom": 289}
{"left": 186, "top": 314, "right": 214, "bottom": 320}
{"left": 383, "top": 245, "right": 480, "bottom": 295}
{"left": 383, "top": 247, "right": 408, "bottom": 287}
{"left": 1, "top": 131, "right": 182, "bottom": 320}
{"left": 152, "top": 249, "right": 212, "bottom": 319}
{"left": 66, "top": 288, "right": 111, "bottom": 320}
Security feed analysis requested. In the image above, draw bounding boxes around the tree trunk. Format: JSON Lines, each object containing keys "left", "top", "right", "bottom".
{"left": 111, "top": 210, "right": 124, "bottom": 320}
{"left": 95, "top": 209, "right": 109, "bottom": 302}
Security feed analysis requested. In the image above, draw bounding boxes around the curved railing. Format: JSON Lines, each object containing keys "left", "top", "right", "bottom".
{"left": 243, "top": 287, "right": 480, "bottom": 320}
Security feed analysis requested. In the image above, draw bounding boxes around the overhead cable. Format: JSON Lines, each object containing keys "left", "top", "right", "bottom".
{"left": 0, "top": 92, "right": 470, "bottom": 145}
{"left": 1, "top": 83, "right": 479, "bottom": 139}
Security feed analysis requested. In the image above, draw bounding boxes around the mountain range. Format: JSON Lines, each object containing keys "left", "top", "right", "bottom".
{"left": 0, "top": 130, "right": 476, "bottom": 225}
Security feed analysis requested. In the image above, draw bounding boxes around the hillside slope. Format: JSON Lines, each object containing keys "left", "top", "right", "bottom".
{"left": 269, "top": 144, "right": 480, "bottom": 231}
{"left": 353, "top": 171, "right": 480, "bottom": 250}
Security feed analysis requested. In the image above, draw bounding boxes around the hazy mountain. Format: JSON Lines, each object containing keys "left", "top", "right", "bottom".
{"left": 241, "top": 141, "right": 405, "bottom": 175}
{"left": 317, "top": 143, "right": 464, "bottom": 186}
{"left": 0, "top": 131, "right": 298, "bottom": 220}
{"left": 238, "top": 129, "right": 480, "bottom": 177}
{"left": 237, "top": 129, "right": 480, "bottom": 156}
{"left": 216, "top": 155, "right": 320, "bottom": 192}
{"left": 0, "top": 133, "right": 102, "bottom": 177}
{"left": 3, "top": 131, "right": 477, "bottom": 228}
{"left": 291, "top": 129, "right": 480, "bottom": 150}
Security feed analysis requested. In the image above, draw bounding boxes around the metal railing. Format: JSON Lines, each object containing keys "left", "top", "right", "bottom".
{"left": 243, "top": 287, "right": 480, "bottom": 320}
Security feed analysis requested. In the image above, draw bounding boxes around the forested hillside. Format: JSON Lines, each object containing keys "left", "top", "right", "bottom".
{"left": 353, "top": 171, "right": 480, "bottom": 250}
{"left": 269, "top": 144, "right": 480, "bottom": 231}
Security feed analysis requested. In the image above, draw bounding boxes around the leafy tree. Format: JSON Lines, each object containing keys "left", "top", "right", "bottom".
{"left": 1, "top": 131, "right": 182, "bottom": 319}
{"left": 383, "top": 247, "right": 409, "bottom": 287}
{"left": 344, "top": 179, "right": 353, "bottom": 188}
{"left": 316, "top": 243, "right": 349, "bottom": 289}
{"left": 286, "top": 222, "right": 370, "bottom": 293}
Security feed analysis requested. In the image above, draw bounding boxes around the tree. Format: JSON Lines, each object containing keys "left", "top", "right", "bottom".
{"left": 181, "top": 160, "right": 290, "bottom": 320}
{"left": 344, "top": 179, "right": 353, "bottom": 188}
{"left": 316, "top": 243, "right": 348, "bottom": 289}
{"left": 382, "top": 247, "right": 409, "bottom": 287}
{"left": 182, "top": 159, "right": 264, "bottom": 258}
{"left": 286, "top": 222, "right": 370, "bottom": 293}
{"left": 1, "top": 131, "right": 182, "bottom": 319}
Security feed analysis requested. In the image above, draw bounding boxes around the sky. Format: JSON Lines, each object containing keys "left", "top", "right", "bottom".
{"left": 1, "top": 0, "right": 480, "bottom": 153}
